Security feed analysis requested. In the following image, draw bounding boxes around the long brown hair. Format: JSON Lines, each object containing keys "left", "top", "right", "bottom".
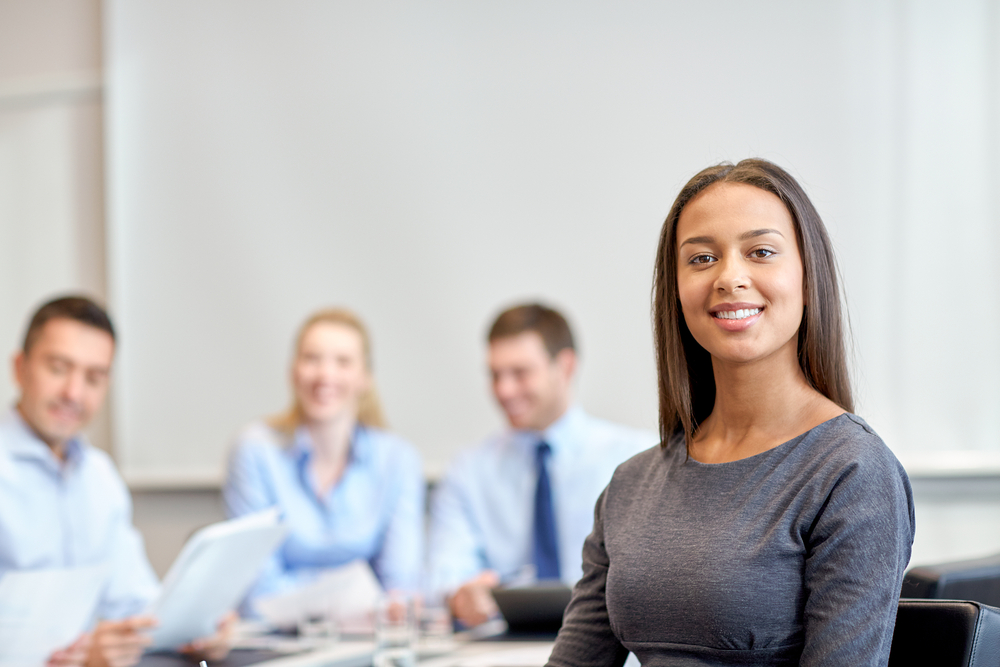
{"left": 270, "top": 308, "right": 387, "bottom": 433}
{"left": 652, "top": 158, "right": 853, "bottom": 447}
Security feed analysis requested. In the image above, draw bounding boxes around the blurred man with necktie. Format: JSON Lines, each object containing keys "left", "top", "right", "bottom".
{"left": 427, "top": 303, "right": 657, "bottom": 627}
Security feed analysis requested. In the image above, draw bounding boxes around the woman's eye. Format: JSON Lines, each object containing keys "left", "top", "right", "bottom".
{"left": 689, "top": 254, "right": 715, "bottom": 265}
{"left": 750, "top": 248, "right": 775, "bottom": 259}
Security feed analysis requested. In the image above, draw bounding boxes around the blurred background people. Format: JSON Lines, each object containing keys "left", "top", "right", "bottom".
{"left": 427, "top": 304, "right": 658, "bottom": 627}
{"left": 224, "top": 308, "right": 424, "bottom": 608}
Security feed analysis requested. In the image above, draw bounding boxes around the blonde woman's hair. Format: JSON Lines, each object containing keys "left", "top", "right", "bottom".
{"left": 270, "top": 308, "right": 387, "bottom": 433}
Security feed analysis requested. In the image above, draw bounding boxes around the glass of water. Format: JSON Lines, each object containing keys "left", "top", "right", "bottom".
{"left": 374, "top": 593, "right": 416, "bottom": 667}
{"left": 418, "top": 599, "right": 454, "bottom": 653}
{"left": 297, "top": 599, "right": 340, "bottom": 646}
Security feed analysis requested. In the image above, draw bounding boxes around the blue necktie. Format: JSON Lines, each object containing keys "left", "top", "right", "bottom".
{"left": 532, "top": 441, "right": 561, "bottom": 580}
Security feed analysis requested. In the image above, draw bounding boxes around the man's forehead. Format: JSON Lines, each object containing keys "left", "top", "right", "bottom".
{"left": 28, "top": 318, "right": 115, "bottom": 366}
{"left": 488, "top": 331, "right": 551, "bottom": 363}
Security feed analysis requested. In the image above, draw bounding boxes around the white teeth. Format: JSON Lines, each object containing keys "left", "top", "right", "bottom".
{"left": 715, "top": 308, "right": 761, "bottom": 320}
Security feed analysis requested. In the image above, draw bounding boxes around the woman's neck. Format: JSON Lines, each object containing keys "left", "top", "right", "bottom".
{"left": 691, "top": 344, "right": 843, "bottom": 463}
{"left": 304, "top": 414, "right": 356, "bottom": 494}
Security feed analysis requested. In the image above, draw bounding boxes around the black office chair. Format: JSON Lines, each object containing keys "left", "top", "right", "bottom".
{"left": 899, "top": 554, "right": 1000, "bottom": 607}
{"left": 889, "top": 599, "right": 1000, "bottom": 666}
{"left": 901, "top": 553, "right": 1000, "bottom": 607}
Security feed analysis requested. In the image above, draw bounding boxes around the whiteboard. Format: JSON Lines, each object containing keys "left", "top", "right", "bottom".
{"left": 103, "top": 0, "right": 1000, "bottom": 485}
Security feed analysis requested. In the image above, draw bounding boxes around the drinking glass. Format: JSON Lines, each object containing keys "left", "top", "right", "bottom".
{"left": 374, "top": 594, "right": 416, "bottom": 667}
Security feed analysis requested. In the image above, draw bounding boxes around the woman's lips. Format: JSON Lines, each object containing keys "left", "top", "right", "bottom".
{"left": 711, "top": 306, "right": 763, "bottom": 332}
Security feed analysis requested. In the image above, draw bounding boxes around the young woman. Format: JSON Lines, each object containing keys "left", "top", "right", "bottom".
{"left": 546, "top": 159, "right": 914, "bottom": 666}
{"left": 224, "top": 309, "right": 424, "bottom": 606}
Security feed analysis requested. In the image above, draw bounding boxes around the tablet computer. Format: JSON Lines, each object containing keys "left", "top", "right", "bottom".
{"left": 146, "top": 509, "right": 287, "bottom": 649}
{"left": 490, "top": 582, "right": 572, "bottom": 634}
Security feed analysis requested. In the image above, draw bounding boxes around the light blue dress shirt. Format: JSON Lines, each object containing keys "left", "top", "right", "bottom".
{"left": 427, "top": 405, "right": 658, "bottom": 597}
{"left": 0, "top": 409, "right": 161, "bottom": 621}
{"left": 223, "top": 421, "right": 425, "bottom": 603}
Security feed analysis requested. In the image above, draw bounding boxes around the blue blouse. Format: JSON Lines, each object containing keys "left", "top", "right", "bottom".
{"left": 223, "top": 421, "right": 424, "bottom": 604}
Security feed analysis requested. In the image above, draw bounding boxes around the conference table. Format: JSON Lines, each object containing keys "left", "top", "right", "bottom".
{"left": 139, "top": 634, "right": 557, "bottom": 667}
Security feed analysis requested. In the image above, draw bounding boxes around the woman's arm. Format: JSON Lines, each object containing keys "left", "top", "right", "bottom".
{"left": 546, "top": 488, "right": 629, "bottom": 667}
{"left": 223, "top": 438, "right": 276, "bottom": 519}
{"left": 372, "top": 443, "right": 425, "bottom": 593}
{"left": 222, "top": 438, "right": 302, "bottom": 600}
{"left": 800, "top": 453, "right": 915, "bottom": 666}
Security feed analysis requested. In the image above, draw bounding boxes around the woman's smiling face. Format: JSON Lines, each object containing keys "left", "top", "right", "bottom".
{"left": 675, "top": 181, "right": 805, "bottom": 367}
{"left": 292, "top": 321, "right": 370, "bottom": 425}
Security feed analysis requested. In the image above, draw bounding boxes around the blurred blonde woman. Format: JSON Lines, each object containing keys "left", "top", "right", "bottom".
{"left": 224, "top": 309, "right": 424, "bottom": 606}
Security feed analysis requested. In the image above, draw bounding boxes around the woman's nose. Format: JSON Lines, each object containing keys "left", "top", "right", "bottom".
{"left": 714, "top": 256, "right": 749, "bottom": 293}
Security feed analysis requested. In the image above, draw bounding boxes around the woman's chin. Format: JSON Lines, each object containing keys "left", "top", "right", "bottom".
{"left": 301, "top": 405, "right": 353, "bottom": 425}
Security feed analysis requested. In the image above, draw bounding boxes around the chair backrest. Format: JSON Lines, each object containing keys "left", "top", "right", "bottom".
{"left": 889, "top": 599, "right": 1000, "bottom": 667}
{"left": 901, "top": 553, "right": 1000, "bottom": 607}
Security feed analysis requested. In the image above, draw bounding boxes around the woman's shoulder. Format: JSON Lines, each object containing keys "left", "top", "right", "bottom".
{"left": 799, "top": 413, "right": 915, "bottom": 544}
{"left": 231, "top": 420, "right": 290, "bottom": 457}
{"left": 804, "top": 413, "right": 899, "bottom": 465}
{"left": 608, "top": 438, "right": 675, "bottom": 486}
{"left": 794, "top": 413, "right": 910, "bottom": 493}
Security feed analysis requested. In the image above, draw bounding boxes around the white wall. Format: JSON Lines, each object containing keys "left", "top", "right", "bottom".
{"left": 2, "top": 0, "right": 999, "bottom": 574}
{"left": 0, "top": 0, "right": 111, "bottom": 450}
{"left": 105, "top": 0, "right": 1000, "bottom": 484}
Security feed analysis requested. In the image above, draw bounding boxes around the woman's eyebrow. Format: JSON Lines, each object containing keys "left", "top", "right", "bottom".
{"left": 679, "top": 228, "right": 784, "bottom": 248}
{"left": 679, "top": 235, "right": 714, "bottom": 248}
{"left": 740, "top": 228, "right": 784, "bottom": 240}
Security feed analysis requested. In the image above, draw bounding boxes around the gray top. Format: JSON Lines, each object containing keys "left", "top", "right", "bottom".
{"left": 546, "top": 414, "right": 915, "bottom": 667}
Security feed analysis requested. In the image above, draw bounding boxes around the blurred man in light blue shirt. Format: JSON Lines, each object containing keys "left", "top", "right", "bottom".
{"left": 0, "top": 296, "right": 231, "bottom": 667}
{"left": 427, "top": 304, "right": 658, "bottom": 627}
{"left": 0, "top": 409, "right": 160, "bottom": 609}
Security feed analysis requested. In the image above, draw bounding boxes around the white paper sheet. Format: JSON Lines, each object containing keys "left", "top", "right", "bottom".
{"left": 456, "top": 645, "right": 555, "bottom": 667}
{"left": 0, "top": 565, "right": 107, "bottom": 667}
{"left": 253, "top": 560, "right": 383, "bottom": 631}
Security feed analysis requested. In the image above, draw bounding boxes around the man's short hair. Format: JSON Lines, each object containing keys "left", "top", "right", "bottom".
{"left": 22, "top": 295, "right": 116, "bottom": 353}
{"left": 487, "top": 303, "right": 575, "bottom": 358}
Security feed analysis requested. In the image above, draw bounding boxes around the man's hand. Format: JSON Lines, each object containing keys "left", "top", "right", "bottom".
{"left": 47, "top": 634, "right": 91, "bottom": 667}
{"left": 179, "top": 611, "right": 237, "bottom": 662}
{"left": 448, "top": 570, "right": 501, "bottom": 628}
{"left": 86, "top": 616, "right": 155, "bottom": 667}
